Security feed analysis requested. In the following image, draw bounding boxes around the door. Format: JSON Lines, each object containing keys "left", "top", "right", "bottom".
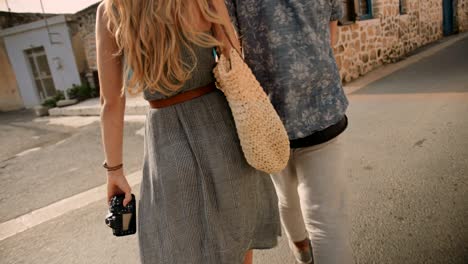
{"left": 25, "top": 47, "right": 56, "bottom": 101}
{"left": 443, "top": 0, "right": 455, "bottom": 36}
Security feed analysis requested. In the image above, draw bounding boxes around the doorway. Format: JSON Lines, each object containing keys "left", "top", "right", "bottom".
{"left": 443, "top": 0, "right": 455, "bottom": 36}
{"left": 25, "top": 46, "right": 57, "bottom": 101}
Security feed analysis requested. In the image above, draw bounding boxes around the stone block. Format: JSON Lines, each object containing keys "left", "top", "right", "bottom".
{"left": 361, "top": 54, "right": 369, "bottom": 63}
{"left": 353, "top": 41, "right": 360, "bottom": 50}
{"left": 34, "top": 106, "right": 50, "bottom": 117}
{"left": 343, "top": 59, "right": 351, "bottom": 69}
{"left": 361, "top": 32, "right": 367, "bottom": 43}
{"left": 338, "top": 45, "right": 345, "bottom": 53}
{"left": 56, "top": 99, "right": 79, "bottom": 107}
{"left": 344, "top": 74, "right": 352, "bottom": 83}
{"left": 370, "top": 50, "right": 377, "bottom": 61}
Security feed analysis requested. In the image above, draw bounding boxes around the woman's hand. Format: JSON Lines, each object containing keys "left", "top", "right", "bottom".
{"left": 107, "top": 169, "right": 132, "bottom": 207}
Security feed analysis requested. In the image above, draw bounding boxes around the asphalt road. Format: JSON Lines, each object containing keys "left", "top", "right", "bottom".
{"left": 0, "top": 110, "right": 72, "bottom": 162}
{"left": 0, "top": 36, "right": 467, "bottom": 264}
{"left": 0, "top": 115, "right": 145, "bottom": 223}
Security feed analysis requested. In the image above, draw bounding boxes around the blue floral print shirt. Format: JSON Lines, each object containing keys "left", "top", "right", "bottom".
{"left": 225, "top": 0, "right": 349, "bottom": 139}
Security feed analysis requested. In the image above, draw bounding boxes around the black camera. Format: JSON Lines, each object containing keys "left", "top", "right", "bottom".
{"left": 105, "top": 194, "right": 137, "bottom": 237}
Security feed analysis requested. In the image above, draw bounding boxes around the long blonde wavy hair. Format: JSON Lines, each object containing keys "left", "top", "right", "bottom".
{"left": 104, "top": 0, "right": 227, "bottom": 95}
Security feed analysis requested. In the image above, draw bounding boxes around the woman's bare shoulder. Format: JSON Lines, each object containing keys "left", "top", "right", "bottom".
{"left": 96, "top": 1, "right": 109, "bottom": 26}
{"left": 97, "top": 1, "right": 106, "bottom": 17}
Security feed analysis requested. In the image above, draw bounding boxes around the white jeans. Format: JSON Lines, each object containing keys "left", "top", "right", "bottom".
{"left": 270, "top": 138, "right": 353, "bottom": 264}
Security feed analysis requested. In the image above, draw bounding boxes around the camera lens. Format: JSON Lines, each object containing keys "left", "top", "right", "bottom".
{"left": 105, "top": 216, "right": 114, "bottom": 228}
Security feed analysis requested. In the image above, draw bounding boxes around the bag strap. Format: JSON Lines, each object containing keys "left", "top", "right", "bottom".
{"left": 209, "top": 1, "right": 241, "bottom": 57}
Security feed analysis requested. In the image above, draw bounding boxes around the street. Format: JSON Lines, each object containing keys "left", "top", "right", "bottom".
{"left": 0, "top": 35, "right": 467, "bottom": 264}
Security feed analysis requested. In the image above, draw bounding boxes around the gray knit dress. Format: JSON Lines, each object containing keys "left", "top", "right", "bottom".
{"left": 137, "top": 43, "right": 281, "bottom": 264}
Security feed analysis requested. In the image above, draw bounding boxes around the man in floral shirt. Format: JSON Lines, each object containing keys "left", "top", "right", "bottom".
{"left": 226, "top": 1, "right": 352, "bottom": 263}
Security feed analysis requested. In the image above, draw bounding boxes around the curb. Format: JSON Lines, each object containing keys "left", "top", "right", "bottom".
{"left": 48, "top": 97, "right": 149, "bottom": 117}
{"left": 0, "top": 171, "right": 142, "bottom": 241}
{"left": 49, "top": 104, "right": 148, "bottom": 116}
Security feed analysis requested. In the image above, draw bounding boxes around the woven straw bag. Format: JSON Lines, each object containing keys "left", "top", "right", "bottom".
{"left": 213, "top": 48, "right": 290, "bottom": 174}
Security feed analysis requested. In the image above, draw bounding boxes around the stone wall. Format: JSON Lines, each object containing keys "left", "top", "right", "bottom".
{"left": 71, "top": 3, "right": 99, "bottom": 71}
{"left": 0, "top": 11, "right": 56, "bottom": 29}
{"left": 458, "top": 0, "right": 468, "bottom": 31}
{"left": 71, "top": 30, "right": 88, "bottom": 74}
{"left": 334, "top": 0, "right": 446, "bottom": 83}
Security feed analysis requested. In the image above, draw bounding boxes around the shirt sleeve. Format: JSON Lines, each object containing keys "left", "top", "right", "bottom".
{"left": 330, "top": 0, "right": 344, "bottom": 21}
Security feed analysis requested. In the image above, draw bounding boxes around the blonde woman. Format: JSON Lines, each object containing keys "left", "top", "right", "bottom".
{"left": 96, "top": 0, "right": 280, "bottom": 263}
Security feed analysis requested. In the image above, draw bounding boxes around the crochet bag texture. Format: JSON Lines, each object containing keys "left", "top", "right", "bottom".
{"left": 213, "top": 49, "right": 290, "bottom": 174}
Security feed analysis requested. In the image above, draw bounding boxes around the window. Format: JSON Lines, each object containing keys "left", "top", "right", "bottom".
{"left": 355, "top": 0, "right": 373, "bottom": 20}
{"left": 399, "top": 0, "right": 407, "bottom": 14}
{"left": 339, "top": 0, "right": 356, "bottom": 25}
{"left": 338, "top": 0, "right": 373, "bottom": 25}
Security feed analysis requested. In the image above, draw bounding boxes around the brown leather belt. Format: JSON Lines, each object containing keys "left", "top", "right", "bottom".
{"left": 148, "top": 82, "right": 217, "bottom": 109}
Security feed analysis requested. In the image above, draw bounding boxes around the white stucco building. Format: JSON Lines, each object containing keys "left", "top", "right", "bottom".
{"left": 0, "top": 15, "right": 82, "bottom": 108}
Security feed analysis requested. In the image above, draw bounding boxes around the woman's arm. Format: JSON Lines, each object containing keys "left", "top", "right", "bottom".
{"left": 96, "top": 3, "right": 132, "bottom": 206}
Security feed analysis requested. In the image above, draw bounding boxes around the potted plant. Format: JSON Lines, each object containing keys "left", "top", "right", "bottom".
{"left": 34, "top": 98, "right": 55, "bottom": 116}
{"left": 67, "top": 83, "right": 97, "bottom": 101}
{"left": 34, "top": 92, "right": 65, "bottom": 116}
